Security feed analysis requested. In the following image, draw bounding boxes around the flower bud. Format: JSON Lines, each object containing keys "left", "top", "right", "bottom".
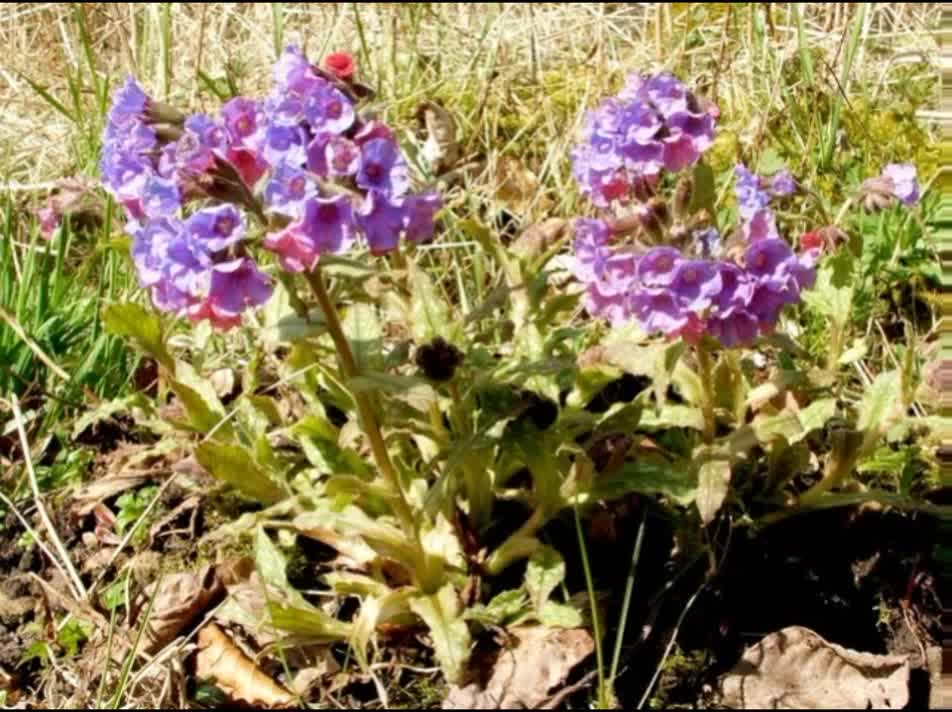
{"left": 857, "top": 176, "right": 897, "bottom": 212}
{"left": 415, "top": 337, "right": 464, "bottom": 382}
{"left": 673, "top": 174, "right": 694, "bottom": 221}
{"left": 324, "top": 52, "right": 356, "bottom": 80}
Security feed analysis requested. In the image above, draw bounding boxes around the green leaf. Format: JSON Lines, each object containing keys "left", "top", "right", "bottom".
{"left": 323, "top": 572, "right": 391, "bottom": 598}
{"left": 341, "top": 303, "right": 383, "bottom": 372}
{"left": 409, "top": 262, "right": 455, "bottom": 343}
{"left": 102, "top": 303, "right": 173, "bottom": 371}
{"left": 464, "top": 590, "right": 529, "bottom": 626}
{"left": 57, "top": 618, "right": 90, "bottom": 657}
{"left": 539, "top": 601, "right": 583, "bottom": 629}
{"left": 689, "top": 161, "right": 716, "bottom": 214}
{"left": 271, "top": 311, "right": 328, "bottom": 344}
{"left": 752, "top": 410, "right": 802, "bottom": 443}
{"left": 857, "top": 446, "right": 911, "bottom": 476}
{"left": 268, "top": 602, "right": 352, "bottom": 641}
{"left": 294, "top": 505, "right": 418, "bottom": 568}
{"left": 640, "top": 405, "right": 705, "bottom": 432}
{"left": 409, "top": 585, "right": 471, "bottom": 685}
{"left": 858, "top": 370, "right": 902, "bottom": 434}
{"left": 291, "top": 415, "right": 373, "bottom": 477}
{"left": 351, "top": 588, "right": 415, "bottom": 670}
{"left": 320, "top": 254, "right": 378, "bottom": 281}
{"left": 525, "top": 547, "right": 565, "bottom": 615}
{"left": 756, "top": 147, "right": 786, "bottom": 175}
{"left": 255, "top": 527, "right": 290, "bottom": 593}
{"left": 194, "top": 441, "right": 287, "bottom": 504}
{"left": 797, "top": 398, "right": 837, "bottom": 437}
{"left": 671, "top": 359, "right": 703, "bottom": 405}
{"left": 696, "top": 460, "right": 731, "bottom": 524}
{"left": 193, "top": 683, "right": 229, "bottom": 707}
{"left": 802, "top": 265, "right": 853, "bottom": 327}
{"left": 168, "top": 361, "right": 228, "bottom": 434}
{"left": 349, "top": 372, "right": 437, "bottom": 414}
{"left": 838, "top": 339, "right": 868, "bottom": 366}
{"left": 594, "top": 402, "right": 643, "bottom": 434}
{"left": 588, "top": 459, "right": 696, "bottom": 506}
{"left": 713, "top": 352, "right": 747, "bottom": 422}
{"left": 566, "top": 363, "right": 624, "bottom": 409}
{"left": 71, "top": 394, "right": 154, "bottom": 440}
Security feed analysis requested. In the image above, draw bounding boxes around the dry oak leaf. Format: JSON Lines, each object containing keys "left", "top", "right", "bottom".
{"left": 443, "top": 626, "right": 594, "bottom": 709}
{"left": 417, "top": 100, "right": 461, "bottom": 174}
{"left": 510, "top": 218, "right": 570, "bottom": 261}
{"left": 136, "top": 564, "right": 224, "bottom": 653}
{"left": 716, "top": 626, "right": 910, "bottom": 709}
{"left": 196, "top": 624, "right": 296, "bottom": 709}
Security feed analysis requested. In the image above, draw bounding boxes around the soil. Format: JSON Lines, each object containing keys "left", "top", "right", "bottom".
{"left": 0, "top": 430, "right": 940, "bottom": 709}
{"left": 586, "top": 505, "right": 940, "bottom": 708}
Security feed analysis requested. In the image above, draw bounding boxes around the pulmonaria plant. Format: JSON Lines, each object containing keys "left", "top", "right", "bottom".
{"left": 569, "top": 72, "right": 816, "bottom": 349}
{"left": 100, "top": 46, "right": 441, "bottom": 330}
{"left": 571, "top": 72, "right": 717, "bottom": 207}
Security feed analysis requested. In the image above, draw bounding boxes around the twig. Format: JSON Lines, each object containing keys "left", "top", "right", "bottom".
{"left": 12, "top": 394, "right": 86, "bottom": 597}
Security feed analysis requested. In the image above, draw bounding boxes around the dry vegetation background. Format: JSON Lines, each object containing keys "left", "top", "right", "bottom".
{"left": 0, "top": 3, "right": 940, "bottom": 186}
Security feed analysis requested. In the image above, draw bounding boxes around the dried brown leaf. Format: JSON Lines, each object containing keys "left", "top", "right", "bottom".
{"left": 209, "top": 368, "right": 237, "bottom": 400}
{"left": 716, "top": 626, "right": 910, "bottom": 709}
{"left": 196, "top": 624, "right": 296, "bottom": 708}
{"left": 71, "top": 470, "right": 153, "bottom": 517}
{"left": 418, "top": 101, "right": 460, "bottom": 174}
{"left": 137, "top": 564, "right": 224, "bottom": 653}
{"left": 0, "top": 590, "right": 34, "bottom": 624}
{"left": 443, "top": 626, "right": 594, "bottom": 709}
{"left": 510, "top": 218, "right": 570, "bottom": 260}
{"left": 148, "top": 495, "right": 201, "bottom": 547}
{"left": 494, "top": 156, "right": 542, "bottom": 214}
{"left": 0, "top": 664, "right": 19, "bottom": 705}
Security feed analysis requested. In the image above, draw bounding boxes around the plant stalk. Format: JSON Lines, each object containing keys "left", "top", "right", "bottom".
{"left": 483, "top": 506, "right": 548, "bottom": 576}
{"left": 696, "top": 343, "right": 717, "bottom": 445}
{"left": 305, "top": 268, "right": 433, "bottom": 584}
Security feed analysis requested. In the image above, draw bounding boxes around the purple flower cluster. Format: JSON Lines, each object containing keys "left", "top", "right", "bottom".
{"left": 573, "top": 219, "right": 817, "bottom": 347}
{"left": 857, "top": 163, "right": 921, "bottom": 212}
{"left": 571, "top": 73, "right": 717, "bottom": 207}
{"left": 734, "top": 164, "right": 796, "bottom": 242}
{"left": 101, "top": 46, "right": 442, "bottom": 330}
{"left": 258, "top": 46, "right": 440, "bottom": 268}
{"left": 880, "top": 164, "right": 919, "bottom": 205}
{"left": 101, "top": 78, "right": 273, "bottom": 329}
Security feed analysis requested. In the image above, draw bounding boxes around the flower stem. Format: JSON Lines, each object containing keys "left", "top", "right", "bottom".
{"left": 483, "top": 506, "right": 548, "bottom": 576}
{"left": 696, "top": 343, "right": 717, "bottom": 445}
{"left": 305, "top": 268, "right": 430, "bottom": 581}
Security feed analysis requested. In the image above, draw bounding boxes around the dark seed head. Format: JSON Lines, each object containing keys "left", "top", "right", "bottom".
{"left": 415, "top": 337, "right": 464, "bottom": 382}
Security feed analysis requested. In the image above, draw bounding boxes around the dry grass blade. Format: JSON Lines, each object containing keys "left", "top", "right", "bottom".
{"left": 11, "top": 394, "right": 86, "bottom": 598}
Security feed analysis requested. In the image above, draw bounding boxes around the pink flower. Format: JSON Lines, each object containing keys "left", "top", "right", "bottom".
{"left": 324, "top": 52, "right": 356, "bottom": 80}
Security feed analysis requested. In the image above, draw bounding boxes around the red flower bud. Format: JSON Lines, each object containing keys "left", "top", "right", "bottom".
{"left": 800, "top": 230, "right": 823, "bottom": 252}
{"left": 324, "top": 52, "right": 356, "bottom": 80}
